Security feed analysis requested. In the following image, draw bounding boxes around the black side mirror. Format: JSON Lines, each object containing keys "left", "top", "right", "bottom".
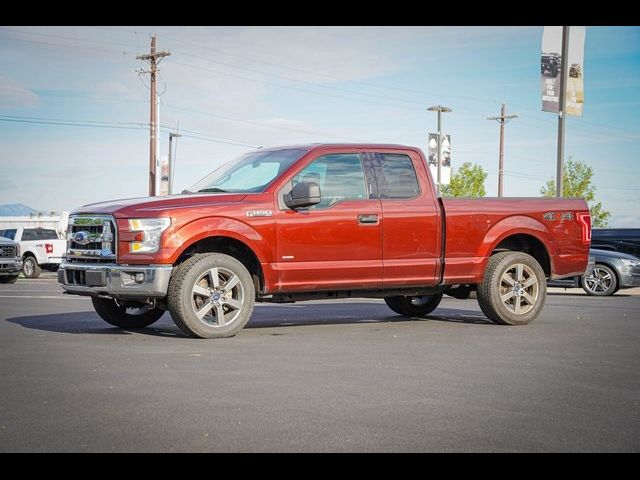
{"left": 285, "top": 181, "right": 321, "bottom": 210}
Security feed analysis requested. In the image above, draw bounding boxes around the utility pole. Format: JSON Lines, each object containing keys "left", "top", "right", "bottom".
{"left": 137, "top": 36, "right": 170, "bottom": 197}
{"left": 556, "top": 26, "right": 570, "bottom": 198}
{"left": 427, "top": 105, "right": 452, "bottom": 196}
{"left": 168, "top": 132, "right": 181, "bottom": 195}
{"left": 487, "top": 103, "right": 518, "bottom": 197}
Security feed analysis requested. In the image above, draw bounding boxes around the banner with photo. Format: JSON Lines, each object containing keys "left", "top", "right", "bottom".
{"left": 541, "top": 26, "right": 585, "bottom": 116}
{"left": 427, "top": 133, "right": 451, "bottom": 185}
{"left": 158, "top": 154, "right": 170, "bottom": 196}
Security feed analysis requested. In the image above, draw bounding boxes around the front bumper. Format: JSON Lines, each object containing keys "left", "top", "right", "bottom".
{"left": 0, "top": 258, "right": 23, "bottom": 275}
{"left": 58, "top": 261, "right": 173, "bottom": 298}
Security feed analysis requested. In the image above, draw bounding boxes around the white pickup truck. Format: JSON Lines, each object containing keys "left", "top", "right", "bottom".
{"left": 0, "top": 226, "right": 66, "bottom": 278}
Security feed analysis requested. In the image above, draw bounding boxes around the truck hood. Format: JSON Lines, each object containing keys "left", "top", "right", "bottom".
{"left": 72, "top": 193, "right": 249, "bottom": 218}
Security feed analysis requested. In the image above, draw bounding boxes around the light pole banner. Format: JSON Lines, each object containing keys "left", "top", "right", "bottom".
{"left": 159, "top": 154, "right": 170, "bottom": 196}
{"left": 428, "top": 133, "right": 451, "bottom": 185}
{"left": 541, "top": 26, "right": 586, "bottom": 116}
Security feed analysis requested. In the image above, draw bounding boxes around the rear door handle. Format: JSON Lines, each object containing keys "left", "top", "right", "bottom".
{"left": 358, "top": 214, "right": 379, "bottom": 225}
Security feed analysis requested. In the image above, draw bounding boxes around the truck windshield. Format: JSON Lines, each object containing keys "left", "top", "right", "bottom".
{"left": 190, "top": 148, "right": 307, "bottom": 194}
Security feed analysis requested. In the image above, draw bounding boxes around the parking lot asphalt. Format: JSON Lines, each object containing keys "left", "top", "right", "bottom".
{"left": 1, "top": 274, "right": 639, "bottom": 452}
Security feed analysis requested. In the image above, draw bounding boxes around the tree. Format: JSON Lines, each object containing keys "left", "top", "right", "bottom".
{"left": 441, "top": 162, "right": 487, "bottom": 198}
{"left": 540, "top": 157, "right": 610, "bottom": 227}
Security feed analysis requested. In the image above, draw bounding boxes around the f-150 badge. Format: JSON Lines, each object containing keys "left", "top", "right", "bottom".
{"left": 246, "top": 210, "right": 273, "bottom": 217}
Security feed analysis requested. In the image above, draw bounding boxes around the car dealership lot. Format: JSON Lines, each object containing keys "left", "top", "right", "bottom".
{"left": 1, "top": 275, "right": 639, "bottom": 452}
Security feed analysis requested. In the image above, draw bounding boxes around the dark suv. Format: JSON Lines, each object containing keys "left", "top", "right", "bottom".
{"left": 591, "top": 228, "right": 640, "bottom": 257}
{"left": 541, "top": 53, "right": 561, "bottom": 77}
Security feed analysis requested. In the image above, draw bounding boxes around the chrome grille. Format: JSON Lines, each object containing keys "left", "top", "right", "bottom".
{"left": 0, "top": 245, "right": 16, "bottom": 258}
{"left": 66, "top": 215, "right": 117, "bottom": 263}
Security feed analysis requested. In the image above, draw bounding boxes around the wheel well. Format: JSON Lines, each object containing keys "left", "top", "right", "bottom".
{"left": 22, "top": 252, "right": 36, "bottom": 260}
{"left": 492, "top": 234, "right": 551, "bottom": 276}
{"left": 175, "top": 237, "right": 265, "bottom": 293}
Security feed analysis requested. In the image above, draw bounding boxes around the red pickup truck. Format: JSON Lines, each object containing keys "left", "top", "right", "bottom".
{"left": 58, "top": 144, "right": 591, "bottom": 338}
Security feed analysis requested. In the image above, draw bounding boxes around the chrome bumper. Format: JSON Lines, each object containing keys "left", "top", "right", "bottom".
{"left": 58, "top": 261, "right": 172, "bottom": 298}
{"left": 0, "top": 258, "right": 22, "bottom": 275}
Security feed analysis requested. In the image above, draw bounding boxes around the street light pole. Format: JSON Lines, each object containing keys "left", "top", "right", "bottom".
{"left": 427, "top": 105, "right": 452, "bottom": 196}
{"left": 556, "top": 26, "right": 570, "bottom": 198}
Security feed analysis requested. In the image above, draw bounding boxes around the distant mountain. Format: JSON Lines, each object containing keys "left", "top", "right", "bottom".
{"left": 0, "top": 203, "right": 37, "bottom": 216}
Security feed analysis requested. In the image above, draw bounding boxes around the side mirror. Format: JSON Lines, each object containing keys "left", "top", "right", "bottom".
{"left": 285, "top": 181, "right": 321, "bottom": 210}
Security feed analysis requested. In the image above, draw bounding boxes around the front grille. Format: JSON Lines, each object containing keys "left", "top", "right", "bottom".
{"left": 66, "top": 215, "right": 117, "bottom": 263}
{"left": 0, "top": 245, "right": 16, "bottom": 258}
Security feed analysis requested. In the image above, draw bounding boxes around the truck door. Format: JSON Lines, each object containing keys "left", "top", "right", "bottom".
{"left": 371, "top": 151, "right": 442, "bottom": 287}
{"left": 275, "top": 152, "right": 383, "bottom": 291}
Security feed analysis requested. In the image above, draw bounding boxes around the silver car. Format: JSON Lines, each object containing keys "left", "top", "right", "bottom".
{"left": 548, "top": 248, "right": 640, "bottom": 296}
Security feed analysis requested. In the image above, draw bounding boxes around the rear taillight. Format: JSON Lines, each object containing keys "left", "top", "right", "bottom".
{"left": 577, "top": 212, "right": 591, "bottom": 244}
{"left": 45, "top": 243, "right": 53, "bottom": 254}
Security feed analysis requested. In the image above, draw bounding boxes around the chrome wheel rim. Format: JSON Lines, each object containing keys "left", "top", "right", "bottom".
{"left": 500, "top": 263, "right": 539, "bottom": 315}
{"left": 191, "top": 267, "right": 244, "bottom": 327}
{"left": 585, "top": 267, "right": 612, "bottom": 293}
{"left": 24, "top": 259, "right": 33, "bottom": 276}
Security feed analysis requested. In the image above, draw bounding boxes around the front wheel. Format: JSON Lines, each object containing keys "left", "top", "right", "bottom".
{"left": 22, "top": 256, "right": 41, "bottom": 278}
{"left": 167, "top": 253, "right": 255, "bottom": 339}
{"left": 384, "top": 293, "right": 443, "bottom": 317}
{"left": 581, "top": 264, "right": 618, "bottom": 296}
{"left": 477, "top": 251, "right": 547, "bottom": 325}
{"left": 91, "top": 297, "right": 165, "bottom": 329}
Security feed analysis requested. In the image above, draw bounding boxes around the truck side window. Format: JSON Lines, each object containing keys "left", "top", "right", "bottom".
{"left": 292, "top": 154, "right": 367, "bottom": 209}
{"left": 377, "top": 153, "right": 420, "bottom": 199}
{"left": 0, "top": 229, "right": 16, "bottom": 240}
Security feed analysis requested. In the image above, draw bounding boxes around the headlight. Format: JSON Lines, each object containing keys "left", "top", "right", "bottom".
{"left": 621, "top": 258, "right": 640, "bottom": 268}
{"left": 128, "top": 218, "right": 171, "bottom": 254}
{"left": 15, "top": 243, "right": 20, "bottom": 256}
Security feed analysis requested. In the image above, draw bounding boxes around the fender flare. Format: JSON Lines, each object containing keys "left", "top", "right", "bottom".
{"left": 166, "top": 216, "right": 271, "bottom": 265}
{"left": 479, "top": 216, "right": 556, "bottom": 271}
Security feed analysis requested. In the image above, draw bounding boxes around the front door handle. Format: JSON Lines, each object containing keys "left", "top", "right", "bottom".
{"left": 358, "top": 214, "right": 379, "bottom": 225}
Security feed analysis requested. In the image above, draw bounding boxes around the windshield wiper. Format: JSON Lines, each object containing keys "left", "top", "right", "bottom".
{"left": 197, "top": 187, "right": 229, "bottom": 193}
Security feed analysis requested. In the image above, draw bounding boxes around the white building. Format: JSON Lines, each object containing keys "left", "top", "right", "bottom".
{"left": 0, "top": 211, "right": 70, "bottom": 239}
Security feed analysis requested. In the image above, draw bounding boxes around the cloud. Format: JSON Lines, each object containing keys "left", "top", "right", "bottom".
{"left": 0, "top": 75, "right": 39, "bottom": 108}
{"left": 609, "top": 214, "right": 640, "bottom": 228}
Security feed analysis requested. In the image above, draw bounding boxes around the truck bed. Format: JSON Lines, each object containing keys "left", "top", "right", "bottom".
{"left": 441, "top": 197, "right": 590, "bottom": 283}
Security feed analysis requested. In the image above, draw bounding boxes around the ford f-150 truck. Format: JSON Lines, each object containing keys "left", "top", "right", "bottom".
{"left": 0, "top": 235, "right": 22, "bottom": 284}
{"left": 58, "top": 144, "right": 591, "bottom": 338}
{"left": 0, "top": 226, "right": 66, "bottom": 278}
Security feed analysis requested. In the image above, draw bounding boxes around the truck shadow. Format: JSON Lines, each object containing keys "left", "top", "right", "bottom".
{"left": 5, "top": 304, "right": 491, "bottom": 337}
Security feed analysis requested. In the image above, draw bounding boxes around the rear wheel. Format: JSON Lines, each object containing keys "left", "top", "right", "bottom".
{"left": 167, "top": 253, "right": 255, "bottom": 339}
{"left": 22, "top": 256, "right": 41, "bottom": 278}
{"left": 384, "top": 294, "right": 443, "bottom": 317}
{"left": 581, "top": 264, "right": 618, "bottom": 296}
{"left": 477, "top": 251, "right": 547, "bottom": 325}
{"left": 91, "top": 297, "right": 165, "bottom": 329}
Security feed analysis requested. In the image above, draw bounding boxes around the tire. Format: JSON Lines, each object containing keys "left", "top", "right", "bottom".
{"left": 384, "top": 293, "right": 443, "bottom": 317}
{"left": 22, "top": 256, "right": 41, "bottom": 278}
{"left": 580, "top": 264, "right": 618, "bottom": 296}
{"left": 477, "top": 251, "right": 547, "bottom": 326}
{"left": 0, "top": 275, "right": 19, "bottom": 284}
{"left": 167, "top": 253, "right": 255, "bottom": 339}
{"left": 91, "top": 297, "right": 165, "bottom": 329}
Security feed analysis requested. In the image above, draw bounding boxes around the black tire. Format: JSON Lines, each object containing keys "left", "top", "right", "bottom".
{"left": 0, "top": 275, "right": 19, "bottom": 284}
{"left": 580, "top": 264, "right": 618, "bottom": 296}
{"left": 384, "top": 293, "right": 443, "bottom": 317}
{"left": 91, "top": 297, "right": 165, "bottom": 329}
{"left": 22, "top": 256, "right": 41, "bottom": 278}
{"left": 477, "top": 251, "right": 547, "bottom": 326}
{"left": 167, "top": 253, "right": 255, "bottom": 339}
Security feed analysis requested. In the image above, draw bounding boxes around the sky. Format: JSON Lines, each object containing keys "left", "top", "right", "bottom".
{"left": 0, "top": 26, "right": 639, "bottom": 226}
